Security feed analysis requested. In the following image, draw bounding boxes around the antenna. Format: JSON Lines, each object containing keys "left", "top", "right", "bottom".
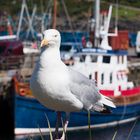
{"left": 100, "top": 5, "right": 113, "bottom": 50}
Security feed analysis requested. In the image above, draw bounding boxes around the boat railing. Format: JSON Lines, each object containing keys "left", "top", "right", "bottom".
{"left": 0, "top": 54, "right": 39, "bottom": 71}
{"left": 23, "top": 41, "right": 33, "bottom": 48}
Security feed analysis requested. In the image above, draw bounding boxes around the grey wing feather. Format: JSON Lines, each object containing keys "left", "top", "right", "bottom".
{"left": 68, "top": 68, "right": 101, "bottom": 110}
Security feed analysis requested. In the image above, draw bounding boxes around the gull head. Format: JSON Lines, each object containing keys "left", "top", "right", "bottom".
{"left": 41, "top": 29, "right": 61, "bottom": 48}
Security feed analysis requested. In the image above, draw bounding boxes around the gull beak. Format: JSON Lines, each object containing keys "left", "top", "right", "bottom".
{"left": 40, "top": 39, "right": 49, "bottom": 47}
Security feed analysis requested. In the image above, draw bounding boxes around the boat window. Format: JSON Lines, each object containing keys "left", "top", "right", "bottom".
{"left": 117, "top": 74, "right": 119, "bottom": 80}
{"left": 117, "top": 56, "right": 124, "bottom": 64}
{"left": 121, "top": 74, "right": 124, "bottom": 80}
{"left": 117, "top": 73, "right": 122, "bottom": 81}
{"left": 60, "top": 44, "right": 72, "bottom": 51}
{"left": 103, "top": 56, "right": 110, "bottom": 63}
{"left": 117, "top": 56, "right": 119, "bottom": 64}
{"left": 91, "top": 55, "right": 97, "bottom": 62}
{"left": 95, "top": 71, "right": 98, "bottom": 84}
{"left": 80, "top": 55, "right": 86, "bottom": 62}
{"left": 110, "top": 73, "right": 113, "bottom": 83}
{"left": 101, "top": 73, "right": 104, "bottom": 85}
{"left": 89, "top": 74, "right": 92, "bottom": 79}
{"left": 0, "top": 46, "right": 6, "bottom": 54}
{"left": 122, "top": 56, "right": 124, "bottom": 64}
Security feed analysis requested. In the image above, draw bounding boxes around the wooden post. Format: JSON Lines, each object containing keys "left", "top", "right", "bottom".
{"left": 52, "top": 0, "right": 57, "bottom": 29}
{"left": 0, "top": 80, "right": 14, "bottom": 140}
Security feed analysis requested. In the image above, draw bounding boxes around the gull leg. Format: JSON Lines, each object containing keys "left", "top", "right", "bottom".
{"left": 60, "top": 112, "right": 70, "bottom": 140}
{"left": 54, "top": 111, "right": 61, "bottom": 139}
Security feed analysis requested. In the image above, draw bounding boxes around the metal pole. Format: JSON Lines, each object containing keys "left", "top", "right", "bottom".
{"left": 17, "top": 0, "right": 25, "bottom": 39}
{"left": 94, "top": 0, "right": 100, "bottom": 47}
{"left": 105, "top": 5, "right": 112, "bottom": 34}
{"left": 26, "top": 5, "right": 37, "bottom": 39}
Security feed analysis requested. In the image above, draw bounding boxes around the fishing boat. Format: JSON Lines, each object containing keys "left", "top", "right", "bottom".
{"left": 0, "top": 17, "right": 23, "bottom": 56}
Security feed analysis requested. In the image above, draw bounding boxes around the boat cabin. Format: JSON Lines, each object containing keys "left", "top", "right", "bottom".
{"left": 71, "top": 48, "right": 133, "bottom": 96}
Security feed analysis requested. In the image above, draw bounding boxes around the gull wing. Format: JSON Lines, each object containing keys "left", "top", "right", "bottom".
{"left": 68, "top": 68, "right": 101, "bottom": 110}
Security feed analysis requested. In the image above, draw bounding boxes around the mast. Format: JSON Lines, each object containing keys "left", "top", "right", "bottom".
{"left": 16, "top": 0, "right": 35, "bottom": 39}
{"left": 17, "top": 0, "right": 25, "bottom": 39}
{"left": 52, "top": 0, "right": 57, "bottom": 29}
{"left": 94, "top": 0, "right": 100, "bottom": 48}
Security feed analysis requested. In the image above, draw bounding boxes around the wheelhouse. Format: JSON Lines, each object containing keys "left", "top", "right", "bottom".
{"left": 71, "top": 48, "right": 132, "bottom": 96}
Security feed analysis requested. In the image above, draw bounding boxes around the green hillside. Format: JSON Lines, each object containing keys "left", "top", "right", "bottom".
{"left": 0, "top": 0, "right": 140, "bottom": 31}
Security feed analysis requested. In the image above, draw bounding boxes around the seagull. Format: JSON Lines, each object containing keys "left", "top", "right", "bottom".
{"left": 30, "top": 29, "right": 116, "bottom": 140}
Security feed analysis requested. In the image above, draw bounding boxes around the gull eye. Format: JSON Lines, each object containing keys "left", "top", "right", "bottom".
{"left": 54, "top": 35, "right": 58, "bottom": 37}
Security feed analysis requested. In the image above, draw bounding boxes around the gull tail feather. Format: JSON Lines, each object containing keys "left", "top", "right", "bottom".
{"left": 100, "top": 95, "right": 116, "bottom": 108}
{"left": 90, "top": 102, "right": 111, "bottom": 114}
{"left": 89, "top": 95, "right": 115, "bottom": 114}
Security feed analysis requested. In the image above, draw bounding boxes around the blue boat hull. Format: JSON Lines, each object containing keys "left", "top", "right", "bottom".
{"left": 15, "top": 95, "right": 140, "bottom": 131}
